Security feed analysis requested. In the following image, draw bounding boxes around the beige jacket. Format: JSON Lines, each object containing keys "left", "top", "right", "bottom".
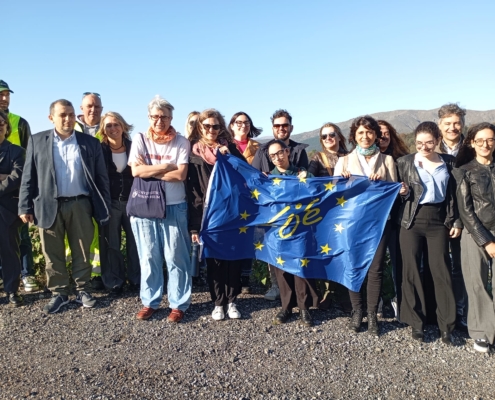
{"left": 334, "top": 149, "right": 397, "bottom": 182}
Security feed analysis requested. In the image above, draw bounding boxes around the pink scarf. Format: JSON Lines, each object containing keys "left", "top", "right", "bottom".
{"left": 192, "top": 138, "right": 228, "bottom": 165}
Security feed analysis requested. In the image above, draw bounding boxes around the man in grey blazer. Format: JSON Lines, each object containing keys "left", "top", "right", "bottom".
{"left": 19, "top": 99, "right": 111, "bottom": 314}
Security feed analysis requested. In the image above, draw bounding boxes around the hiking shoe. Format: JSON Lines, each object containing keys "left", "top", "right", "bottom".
{"left": 167, "top": 309, "right": 184, "bottom": 323}
{"left": 367, "top": 311, "right": 380, "bottom": 336}
{"left": 474, "top": 339, "right": 490, "bottom": 353}
{"left": 43, "top": 294, "right": 69, "bottom": 314}
{"left": 212, "top": 305, "right": 225, "bottom": 321}
{"left": 348, "top": 309, "right": 363, "bottom": 333}
{"left": 227, "top": 303, "right": 241, "bottom": 319}
{"left": 91, "top": 276, "right": 105, "bottom": 291}
{"left": 299, "top": 309, "right": 313, "bottom": 327}
{"left": 8, "top": 292, "right": 24, "bottom": 307}
{"left": 22, "top": 276, "right": 39, "bottom": 292}
{"left": 75, "top": 291, "right": 96, "bottom": 308}
{"left": 264, "top": 285, "right": 280, "bottom": 301}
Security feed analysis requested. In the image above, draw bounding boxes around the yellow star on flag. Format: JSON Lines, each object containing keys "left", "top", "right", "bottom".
{"left": 320, "top": 244, "right": 331, "bottom": 255}
{"left": 300, "top": 259, "right": 310, "bottom": 267}
{"left": 240, "top": 210, "right": 250, "bottom": 220}
{"left": 334, "top": 223, "right": 345, "bottom": 233}
{"left": 298, "top": 175, "right": 307, "bottom": 183}
{"left": 272, "top": 178, "right": 282, "bottom": 185}
{"left": 254, "top": 241, "right": 264, "bottom": 251}
{"left": 276, "top": 256, "right": 285, "bottom": 266}
{"left": 239, "top": 227, "right": 248, "bottom": 234}
{"left": 324, "top": 182, "right": 335, "bottom": 191}
{"left": 336, "top": 196, "right": 347, "bottom": 207}
{"left": 251, "top": 189, "right": 261, "bottom": 200}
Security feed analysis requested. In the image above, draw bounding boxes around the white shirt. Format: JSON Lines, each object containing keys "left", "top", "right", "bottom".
{"left": 128, "top": 134, "right": 190, "bottom": 205}
{"left": 112, "top": 152, "right": 128, "bottom": 173}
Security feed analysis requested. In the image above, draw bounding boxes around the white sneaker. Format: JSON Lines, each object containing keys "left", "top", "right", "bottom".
{"left": 227, "top": 303, "right": 241, "bottom": 319}
{"left": 264, "top": 285, "right": 280, "bottom": 301}
{"left": 391, "top": 297, "right": 400, "bottom": 321}
{"left": 474, "top": 339, "right": 490, "bottom": 353}
{"left": 211, "top": 305, "right": 225, "bottom": 321}
{"left": 22, "top": 276, "right": 40, "bottom": 292}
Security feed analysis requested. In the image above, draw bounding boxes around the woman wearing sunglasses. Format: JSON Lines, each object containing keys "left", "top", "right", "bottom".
{"left": 187, "top": 109, "right": 246, "bottom": 321}
{"left": 308, "top": 122, "right": 348, "bottom": 177}
{"left": 334, "top": 115, "right": 406, "bottom": 336}
{"left": 454, "top": 122, "right": 495, "bottom": 353}
{"left": 397, "top": 122, "right": 461, "bottom": 345}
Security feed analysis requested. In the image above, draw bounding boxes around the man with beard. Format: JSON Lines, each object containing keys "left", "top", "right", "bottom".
{"left": 252, "top": 110, "right": 309, "bottom": 301}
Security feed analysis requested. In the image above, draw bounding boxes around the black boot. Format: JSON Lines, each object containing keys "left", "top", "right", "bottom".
{"left": 8, "top": 292, "right": 24, "bottom": 307}
{"left": 367, "top": 311, "right": 380, "bottom": 336}
{"left": 348, "top": 309, "right": 363, "bottom": 332}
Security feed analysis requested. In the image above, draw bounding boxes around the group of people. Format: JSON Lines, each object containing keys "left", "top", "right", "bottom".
{"left": 1, "top": 78, "right": 494, "bottom": 353}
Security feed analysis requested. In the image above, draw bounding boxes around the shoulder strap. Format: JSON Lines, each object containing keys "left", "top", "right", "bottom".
{"left": 140, "top": 133, "right": 152, "bottom": 165}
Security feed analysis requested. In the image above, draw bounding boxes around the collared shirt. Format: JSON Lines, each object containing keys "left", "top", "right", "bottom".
{"left": 414, "top": 156, "right": 449, "bottom": 204}
{"left": 441, "top": 139, "right": 461, "bottom": 157}
{"left": 52, "top": 130, "right": 89, "bottom": 197}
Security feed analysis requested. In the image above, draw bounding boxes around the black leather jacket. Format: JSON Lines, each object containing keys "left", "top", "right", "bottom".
{"left": 453, "top": 159, "right": 495, "bottom": 247}
{"left": 396, "top": 153, "right": 461, "bottom": 230}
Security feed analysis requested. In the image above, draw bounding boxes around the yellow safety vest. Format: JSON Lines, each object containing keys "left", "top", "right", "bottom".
{"left": 7, "top": 113, "right": 21, "bottom": 146}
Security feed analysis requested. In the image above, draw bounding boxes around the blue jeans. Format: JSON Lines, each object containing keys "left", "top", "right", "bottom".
{"left": 130, "top": 203, "right": 192, "bottom": 310}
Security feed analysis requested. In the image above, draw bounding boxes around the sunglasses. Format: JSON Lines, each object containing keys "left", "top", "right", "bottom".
{"left": 273, "top": 123, "right": 290, "bottom": 129}
{"left": 321, "top": 133, "right": 336, "bottom": 140}
{"left": 82, "top": 92, "right": 101, "bottom": 99}
{"left": 203, "top": 124, "right": 221, "bottom": 131}
{"left": 188, "top": 120, "right": 197, "bottom": 126}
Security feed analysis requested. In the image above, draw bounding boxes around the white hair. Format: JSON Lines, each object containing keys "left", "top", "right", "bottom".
{"left": 147, "top": 95, "right": 174, "bottom": 115}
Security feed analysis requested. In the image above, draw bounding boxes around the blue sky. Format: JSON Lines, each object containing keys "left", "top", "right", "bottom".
{"left": 5, "top": 0, "right": 495, "bottom": 138}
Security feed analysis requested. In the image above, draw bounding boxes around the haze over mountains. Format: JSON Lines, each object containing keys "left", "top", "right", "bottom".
{"left": 287, "top": 108, "right": 495, "bottom": 152}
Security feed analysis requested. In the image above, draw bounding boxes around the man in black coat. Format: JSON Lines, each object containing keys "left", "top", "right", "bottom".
{"left": 251, "top": 109, "right": 309, "bottom": 301}
{"left": 18, "top": 99, "right": 111, "bottom": 314}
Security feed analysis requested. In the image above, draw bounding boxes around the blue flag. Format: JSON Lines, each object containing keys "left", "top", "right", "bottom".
{"left": 201, "top": 154, "right": 401, "bottom": 292}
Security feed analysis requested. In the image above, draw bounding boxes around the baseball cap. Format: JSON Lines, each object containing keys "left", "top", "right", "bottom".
{"left": 0, "top": 80, "right": 13, "bottom": 93}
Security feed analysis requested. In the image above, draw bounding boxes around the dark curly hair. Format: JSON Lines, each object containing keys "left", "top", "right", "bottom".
{"left": 348, "top": 115, "right": 382, "bottom": 148}
{"left": 455, "top": 122, "right": 495, "bottom": 167}
{"left": 377, "top": 120, "right": 409, "bottom": 160}
{"left": 270, "top": 109, "right": 292, "bottom": 124}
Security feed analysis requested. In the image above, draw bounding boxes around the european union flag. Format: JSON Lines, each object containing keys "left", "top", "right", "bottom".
{"left": 201, "top": 154, "right": 401, "bottom": 292}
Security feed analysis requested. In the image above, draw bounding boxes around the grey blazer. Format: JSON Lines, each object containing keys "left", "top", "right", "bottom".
{"left": 18, "top": 129, "right": 111, "bottom": 229}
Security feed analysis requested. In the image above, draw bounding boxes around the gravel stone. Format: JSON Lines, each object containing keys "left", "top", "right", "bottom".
{"left": 0, "top": 287, "right": 493, "bottom": 399}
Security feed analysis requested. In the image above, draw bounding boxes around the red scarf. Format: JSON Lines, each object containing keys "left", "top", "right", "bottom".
{"left": 192, "top": 138, "right": 228, "bottom": 165}
{"left": 146, "top": 126, "right": 177, "bottom": 144}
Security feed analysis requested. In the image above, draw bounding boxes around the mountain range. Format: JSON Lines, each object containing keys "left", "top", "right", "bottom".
{"left": 286, "top": 108, "right": 495, "bottom": 152}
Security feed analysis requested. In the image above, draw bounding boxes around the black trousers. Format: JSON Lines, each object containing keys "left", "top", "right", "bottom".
{"left": 0, "top": 217, "right": 22, "bottom": 293}
{"left": 399, "top": 204, "right": 456, "bottom": 332}
{"left": 206, "top": 258, "right": 242, "bottom": 306}
{"left": 274, "top": 266, "right": 319, "bottom": 311}
{"left": 349, "top": 221, "right": 392, "bottom": 313}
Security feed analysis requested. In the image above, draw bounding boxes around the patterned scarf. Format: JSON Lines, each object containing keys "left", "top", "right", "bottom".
{"left": 146, "top": 126, "right": 177, "bottom": 145}
{"left": 356, "top": 143, "right": 379, "bottom": 157}
{"left": 192, "top": 138, "right": 229, "bottom": 165}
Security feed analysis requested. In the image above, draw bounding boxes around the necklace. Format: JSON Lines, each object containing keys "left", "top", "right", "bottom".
{"left": 109, "top": 141, "right": 124, "bottom": 151}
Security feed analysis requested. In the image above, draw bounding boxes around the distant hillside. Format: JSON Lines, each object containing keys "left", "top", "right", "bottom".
{"left": 288, "top": 109, "right": 495, "bottom": 152}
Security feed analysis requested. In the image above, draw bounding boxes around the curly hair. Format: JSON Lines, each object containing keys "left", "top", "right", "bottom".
{"left": 455, "top": 122, "right": 495, "bottom": 167}
{"left": 348, "top": 115, "right": 382, "bottom": 148}
{"left": 377, "top": 120, "right": 409, "bottom": 160}
{"left": 270, "top": 109, "right": 292, "bottom": 124}
{"left": 188, "top": 108, "right": 233, "bottom": 144}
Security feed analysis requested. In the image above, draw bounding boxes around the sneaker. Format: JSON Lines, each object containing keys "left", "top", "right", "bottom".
{"left": 391, "top": 297, "right": 399, "bottom": 321}
{"left": 377, "top": 297, "right": 383, "bottom": 318}
{"left": 167, "top": 309, "right": 185, "bottom": 323}
{"left": 474, "top": 339, "right": 490, "bottom": 353}
{"left": 22, "top": 276, "right": 39, "bottom": 292}
{"left": 43, "top": 294, "right": 69, "bottom": 314}
{"left": 264, "top": 285, "right": 280, "bottom": 301}
{"left": 227, "top": 303, "right": 241, "bottom": 319}
{"left": 91, "top": 276, "right": 105, "bottom": 291}
{"left": 8, "top": 292, "right": 24, "bottom": 307}
{"left": 75, "top": 291, "right": 96, "bottom": 308}
{"left": 212, "top": 305, "right": 225, "bottom": 321}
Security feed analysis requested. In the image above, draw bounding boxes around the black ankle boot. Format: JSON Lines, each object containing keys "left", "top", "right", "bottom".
{"left": 348, "top": 309, "right": 363, "bottom": 332}
{"left": 8, "top": 292, "right": 24, "bottom": 307}
{"left": 367, "top": 311, "right": 380, "bottom": 336}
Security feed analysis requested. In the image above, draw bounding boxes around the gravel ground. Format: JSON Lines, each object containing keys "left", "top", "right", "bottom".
{"left": 0, "top": 285, "right": 493, "bottom": 400}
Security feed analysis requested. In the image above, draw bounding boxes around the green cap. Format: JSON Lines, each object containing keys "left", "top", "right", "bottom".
{"left": 0, "top": 80, "right": 13, "bottom": 93}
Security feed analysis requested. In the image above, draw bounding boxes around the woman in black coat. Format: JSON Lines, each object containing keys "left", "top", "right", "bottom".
{"left": 0, "top": 110, "right": 25, "bottom": 306}
{"left": 186, "top": 109, "right": 246, "bottom": 322}
{"left": 98, "top": 112, "right": 140, "bottom": 294}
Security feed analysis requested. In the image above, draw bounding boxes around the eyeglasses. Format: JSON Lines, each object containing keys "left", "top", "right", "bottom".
{"left": 268, "top": 149, "right": 287, "bottom": 160}
{"left": 415, "top": 141, "right": 436, "bottom": 148}
{"left": 0, "top": 119, "right": 6, "bottom": 126}
{"left": 149, "top": 115, "right": 172, "bottom": 122}
{"left": 474, "top": 138, "right": 495, "bottom": 147}
{"left": 235, "top": 120, "right": 251, "bottom": 127}
{"left": 82, "top": 92, "right": 101, "bottom": 98}
{"left": 105, "top": 123, "right": 121, "bottom": 129}
{"left": 273, "top": 123, "right": 290, "bottom": 130}
{"left": 321, "top": 133, "right": 336, "bottom": 140}
{"left": 203, "top": 124, "right": 221, "bottom": 131}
